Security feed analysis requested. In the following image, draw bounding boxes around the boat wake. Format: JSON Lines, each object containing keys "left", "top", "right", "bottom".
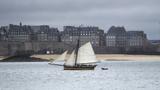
{"left": 48, "top": 63, "right": 64, "bottom": 66}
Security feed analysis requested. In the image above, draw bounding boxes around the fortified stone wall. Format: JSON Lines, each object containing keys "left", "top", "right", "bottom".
{"left": 0, "top": 41, "right": 75, "bottom": 56}
{"left": 0, "top": 41, "right": 158, "bottom": 56}
{"left": 0, "top": 42, "right": 9, "bottom": 56}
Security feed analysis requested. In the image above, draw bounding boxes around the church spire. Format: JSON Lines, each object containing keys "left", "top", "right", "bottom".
{"left": 20, "top": 22, "right": 22, "bottom": 27}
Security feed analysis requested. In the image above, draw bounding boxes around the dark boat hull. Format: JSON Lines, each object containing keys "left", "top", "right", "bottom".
{"left": 64, "top": 65, "right": 97, "bottom": 70}
{"left": 101, "top": 67, "right": 108, "bottom": 70}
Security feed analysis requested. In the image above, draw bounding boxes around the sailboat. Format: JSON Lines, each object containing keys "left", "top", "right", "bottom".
{"left": 64, "top": 40, "right": 98, "bottom": 70}
{"left": 48, "top": 50, "right": 68, "bottom": 66}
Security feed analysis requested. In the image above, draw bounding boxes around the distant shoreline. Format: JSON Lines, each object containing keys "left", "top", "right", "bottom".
{"left": 31, "top": 54, "right": 160, "bottom": 61}
{"left": 96, "top": 54, "right": 160, "bottom": 61}
{"left": 0, "top": 54, "right": 160, "bottom": 62}
{"left": 0, "top": 56, "right": 48, "bottom": 62}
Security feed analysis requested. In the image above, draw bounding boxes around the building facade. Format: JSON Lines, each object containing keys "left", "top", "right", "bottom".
{"left": 7, "top": 23, "right": 32, "bottom": 42}
{"left": 106, "top": 26, "right": 127, "bottom": 48}
{"left": 61, "top": 26, "right": 105, "bottom": 46}
{"left": 127, "top": 31, "right": 147, "bottom": 47}
{"left": 0, "top": 24, "right": 60, "bottom": 42}
{"left": 126, "top": 31, "right": 148, "bottom": 52}
{"left": 36, "top": 26, "right": 59, "bottom": 42}
{"left": 106, "top": 26, "right": 149, "bottom": 53}
{"left": 30, "top": 25, "right": 59, "bottom": 42}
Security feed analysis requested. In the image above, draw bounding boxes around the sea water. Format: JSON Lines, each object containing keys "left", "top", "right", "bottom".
{"left": 0, "top": 61, "right": 160, "bottom": 90}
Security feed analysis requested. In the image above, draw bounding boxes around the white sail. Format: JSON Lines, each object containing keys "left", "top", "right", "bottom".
{"left": 50, "top": 50, "right": 68, "bottom": 63}
{"left": 77, "top": 42, "right": 97, "bottom": 64}
{"left": 65, "top": 50, "right": 75, "bottom": 66}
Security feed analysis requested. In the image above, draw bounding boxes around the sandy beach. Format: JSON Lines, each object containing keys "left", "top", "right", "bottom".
{"left": 31, "top": 54, "right": 160, "bottom": 61}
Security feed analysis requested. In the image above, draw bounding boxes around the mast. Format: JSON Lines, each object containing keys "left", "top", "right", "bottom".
{"left": 75, "top": 37, "right": 80, "bottom": 66}
{"left": 75, "top": 29, "right": 80, "bottom": 66}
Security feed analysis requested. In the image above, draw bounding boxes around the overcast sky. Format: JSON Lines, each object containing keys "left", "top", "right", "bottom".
{"left": 0, "top": 0, "right": 160, "bottom": 40}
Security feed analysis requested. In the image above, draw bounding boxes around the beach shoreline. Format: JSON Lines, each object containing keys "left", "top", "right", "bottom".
{"left": 31, "top": 54, "right": 160, "bottom": 61}
{"left": 0, "top": 54, "right": 160, "bottom": 62}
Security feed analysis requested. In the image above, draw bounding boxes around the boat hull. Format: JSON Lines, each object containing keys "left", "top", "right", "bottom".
{"left": 64, "top": 65, "right": 97, "bottom": 70}
{"left": 101, "top": 67, "right": 108, "bottom": 70}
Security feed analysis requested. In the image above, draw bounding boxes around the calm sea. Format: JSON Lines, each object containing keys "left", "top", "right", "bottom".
{"left": 0, "top": 61, "right": 160, "bottom": 90}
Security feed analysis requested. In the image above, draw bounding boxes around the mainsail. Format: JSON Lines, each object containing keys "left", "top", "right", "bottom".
{"left": 65, "top": 50, "right": 75, "bottom": 66}
{"left": 77, "top": 42, "right": 97, "bottom": 64}
{"left": 50, "top": 50, "right": 68, "bottom": 63}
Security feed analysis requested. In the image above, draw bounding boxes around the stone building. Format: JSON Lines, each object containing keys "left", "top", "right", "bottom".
{"left": 0, "top": 23, "right": 154, "bottom": 55}
{"left": 106, "top": 26, "right": 127, "bottom": 53}
{"left": 7, "top": 23, "right": 32, "bottom": 42}
{"left": 126, "top": 31, "right": 148, "bottom": 53}
{"left": 127, "top": 31, "right": 147, "bottom": 47}
{"left": 36, "top": 26, "right": 59, "bottom": 42}
{"left": 106, "top": 26, "right": 149, "bottom": 53}
{"left": 61, "top": 26, "right": 105, "bottom": 46}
